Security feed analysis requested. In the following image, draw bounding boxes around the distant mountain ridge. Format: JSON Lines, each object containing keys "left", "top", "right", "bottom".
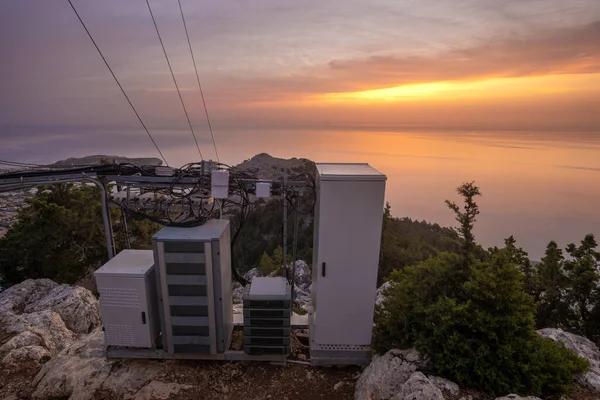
{"left": 235, "top": 153, "right": 315, "bottom": 179}
{"left": 53, "top": 155, "right": 163, "bottom": 166}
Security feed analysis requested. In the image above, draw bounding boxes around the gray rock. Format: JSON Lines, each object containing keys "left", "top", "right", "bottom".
{"left": 0, "top": 331, "right": 42, "bottom": 353}
{"left": 233, "top": 303, "right": 244, "bottom": 315}
{"left": 244, "top": 268, "right": 262, "bottom": 282}
{"left": 32, "top": 328, "right": 166, "bottom": 400}
{"left": 375, "top": 282, "right": 392, "bottom": 306}
{"left": 538, "top": 328, "right": 600, "bottom": 391}
{"left": 293, "top": 286, "right": 312, "bottom": 311}
{"left": 291, "top": 260, "right": 311, "bottom": 290}
{"left": 392, "top": 372, "right": 444, "bottom": 400}
{"left": 354, "top": 348, "right": 427, "bottom": 400}
{"left": 24, "top": 284, "right": 100, "bottom": 334}
{"left": 2, "top": 345, "right": 52, "bottom": 372}
{"left": 3, "top": 309, "right": 76, "bottom": 355}
{"left": 0, "top": 279, "right": 101, "bottom": 380}
{"left": 495, "top": 395, "right": 541, "bottom": 400}
{"left": 232, "top": 282, "right": 243, "bottom": 304}
{"left": 0, "top": 279, "right": 58, "bottom": 313}
{"left": 429, "top": 375, "right": 460, "bottom": 397}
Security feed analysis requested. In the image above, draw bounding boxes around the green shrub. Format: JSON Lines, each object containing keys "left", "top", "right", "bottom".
{"left": 373, "top": 251, "right": 589, "bottom": 398}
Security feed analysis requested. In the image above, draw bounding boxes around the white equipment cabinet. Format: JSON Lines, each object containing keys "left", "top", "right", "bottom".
{"left": 310, "top": 163, "right": 386, "bottom": 365}
{"left": 95, "top": 250, "right": 160, "bottom": 349}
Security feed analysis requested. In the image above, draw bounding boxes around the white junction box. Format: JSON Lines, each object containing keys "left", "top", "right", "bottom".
{"left": 95, "top": 250, "right": 160, "bottom": 349}
{"left": 310, "top": 163, "right": 386, "bottom": 364}
{"left": 211, "top": 170, "right": 230, "bottom": 199}
{"left": 255, "top": 181, "right": 271, "bottom": 198}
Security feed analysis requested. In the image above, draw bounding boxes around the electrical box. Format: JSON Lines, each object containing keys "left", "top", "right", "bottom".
{"left": 153, "top": 219, "right": 232, "bottom": 355}
{"left": 310, "top": 163, "right": 386, "bottom": 364}
{"left": 255, "top": 182, "right": 271, "bottom": 198}
{"left": 95, "top": 250, "right": 160, "bottom": 349}
{"left": 243, "top": 277, "right": 291, "bottom": 355}
{"left": 211, "top": 170, "right": 229, "bottom": 199}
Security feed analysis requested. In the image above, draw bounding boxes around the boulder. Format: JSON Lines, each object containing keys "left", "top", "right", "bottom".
{"left": 495, "top": 395, "right": 541, "bottom": 400}
{"left": 244, "top": 268, "right": 262, "bottom": 282}
{"left": 392, "top": 372, "right": 444, "bottom": 400}
{"left": 32, "top": 328, "right": 166, "bottom": 400}
{"left": 0, "top": 279, "right": 101, "bottom": 371}
{"left": 429, "top": 375, "right": 460, "bottom": 397}
{"left": 293, "top": 286, "right": 312, "bottom": 311}
{"left": 0, "top": 331, "right": 42, "bottom": 353}
{"left": 2, "top": 345, "right": 52, "bottom": 372}
{"left": 290, "top": 260, "right": 311, "bottom": 290}
{"left": 375, "top": 282, "right": 392, "bottom": 306}
{"left": 537, "top": 328, "right": 600, "bottom": 391}
{"left": 232, "top": 282, "right": 243, "bottom": 304}
{"left": 0, "top": 279, "right": 58, "bottom": 314}
{"left": 24, "top": 284, "right": 100, "bottom": 333}
{"left": 2, "top": 309, "right": 76, "bottom": 355}
{"left": 354, "top": 348, "right": 427, "bottom": 400}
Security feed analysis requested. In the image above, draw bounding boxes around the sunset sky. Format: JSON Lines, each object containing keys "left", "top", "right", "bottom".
{"left": 2, "top": 0, "right": 599, "bottom": 137}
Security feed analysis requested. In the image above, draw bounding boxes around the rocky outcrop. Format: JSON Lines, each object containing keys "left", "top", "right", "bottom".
{"left": 429, "top": 375, "right": 460, "bottom": 398}
{"left": 354, "top": 348, "right": 428, "bottom": 400}
{"left": 0, "top": 279, "right": 101, "bottom": 375}
{"left": 291, "top": 260, "right": 311, "bottom": 289}
{"left": 24, "top": 284, "right": 100, "bottom": 334}
{"left": 32, "top": 328, "right": 167, "bottom": 400}
{"left": 289, "top": 261, "right": 312, "bottom": 311}
{"left": 392, "top": 372, "right": 444, "bottom": 400}
{"left": 244, "top": 268, "right": 262, "bottom": 282}
{"left": 538, "top": 328, "right": 600, "bottom": 391}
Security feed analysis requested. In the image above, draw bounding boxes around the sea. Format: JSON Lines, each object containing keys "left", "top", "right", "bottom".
{"left": 1, "top": 127, "right": 599, "bottom": 261}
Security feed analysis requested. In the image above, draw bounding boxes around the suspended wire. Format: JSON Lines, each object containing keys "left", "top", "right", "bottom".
{"left": 177, "top": 0, "right": 220, "bottom": 163}
{"left": 145, "top": 0, "right": 204, "bottom": 161}
{"left": 65, "top": 0, "right": 168, "bottom": 166}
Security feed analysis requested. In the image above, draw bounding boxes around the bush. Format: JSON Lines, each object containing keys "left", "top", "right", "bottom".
{"left": 373, "top": 250, "right": 589, "bottom": 398}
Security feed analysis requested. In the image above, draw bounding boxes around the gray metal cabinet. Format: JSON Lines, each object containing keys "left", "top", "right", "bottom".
{"left": 95, "top": 250, "right": 160, "bottom": 349}
{"left": 311, "top": 163, "right": 386, "bottom": 346}
{"left": 153, "top": 219, "right": 233, "bottom": 355}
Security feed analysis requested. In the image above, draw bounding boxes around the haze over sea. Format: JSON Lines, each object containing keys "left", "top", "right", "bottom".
{"left": 2, "top": 127, "right": 598, "bottom": 261}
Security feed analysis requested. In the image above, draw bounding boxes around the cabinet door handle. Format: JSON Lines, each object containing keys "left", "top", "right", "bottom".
{"left": 322, "top": 262, "right": 326, "bottom": 277}
{"left": 141, "top": 312, "right": 147, "bottom": 324}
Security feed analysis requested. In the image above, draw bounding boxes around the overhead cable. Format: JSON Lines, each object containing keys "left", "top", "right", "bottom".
{"left": 177, "top": 0, "right": 220, "bottom": 162}
{"left": 145, "top": 0, "right": 204, "bottom": 161}
{"left": 65, "top": 0, "right": 169, "bottom": 166}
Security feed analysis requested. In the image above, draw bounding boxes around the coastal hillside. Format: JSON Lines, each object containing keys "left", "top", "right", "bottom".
{"left": 53, "top": 155, "right": 163, "bottom": 166}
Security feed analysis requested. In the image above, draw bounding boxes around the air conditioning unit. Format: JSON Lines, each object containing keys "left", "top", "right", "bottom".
{"left": 95, "top": 250, "right": 160, "bottom": 349}
{"left": 152, "top": 219, "right": 232, "bottom": 355}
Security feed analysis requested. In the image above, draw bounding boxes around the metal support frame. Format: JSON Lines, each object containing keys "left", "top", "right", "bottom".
{"left": 282, "top": 168, "right": 288, "bottom": 278}
{"left": 0, "top": 173, "right": 115, "bottom": 260}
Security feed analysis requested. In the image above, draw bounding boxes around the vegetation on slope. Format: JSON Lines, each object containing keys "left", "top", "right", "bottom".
{"left": 373, "top": 182, "right": 591, "bottom": 398}
{"left": 0, "top": 184, "right": 159, "bottom": 284}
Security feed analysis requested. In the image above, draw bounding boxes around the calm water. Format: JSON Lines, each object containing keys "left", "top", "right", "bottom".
{"left": 2, "top": 128, "right": 599, "bottom": 260}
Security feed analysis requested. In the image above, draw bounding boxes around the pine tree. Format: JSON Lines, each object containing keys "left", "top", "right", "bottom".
{"left": 564, "top": 234, "right": 600, "bottom": 334}
{"left": 445, "top": 181, "right": 481, "bottom": 258}
{"left": 536, "top": 241, "right": 568, "bottom": 329}
{"left": 503, "top": 235, "right": 538, "bottom": 300}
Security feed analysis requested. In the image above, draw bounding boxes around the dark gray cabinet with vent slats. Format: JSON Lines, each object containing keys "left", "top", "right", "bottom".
{"left": 153, "top": 220, "right": 232, "bottom": 355}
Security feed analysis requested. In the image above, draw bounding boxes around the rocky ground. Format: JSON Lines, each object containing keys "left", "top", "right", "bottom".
{"left": 2, "top": 278, "right": 600, "bottom": 400}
